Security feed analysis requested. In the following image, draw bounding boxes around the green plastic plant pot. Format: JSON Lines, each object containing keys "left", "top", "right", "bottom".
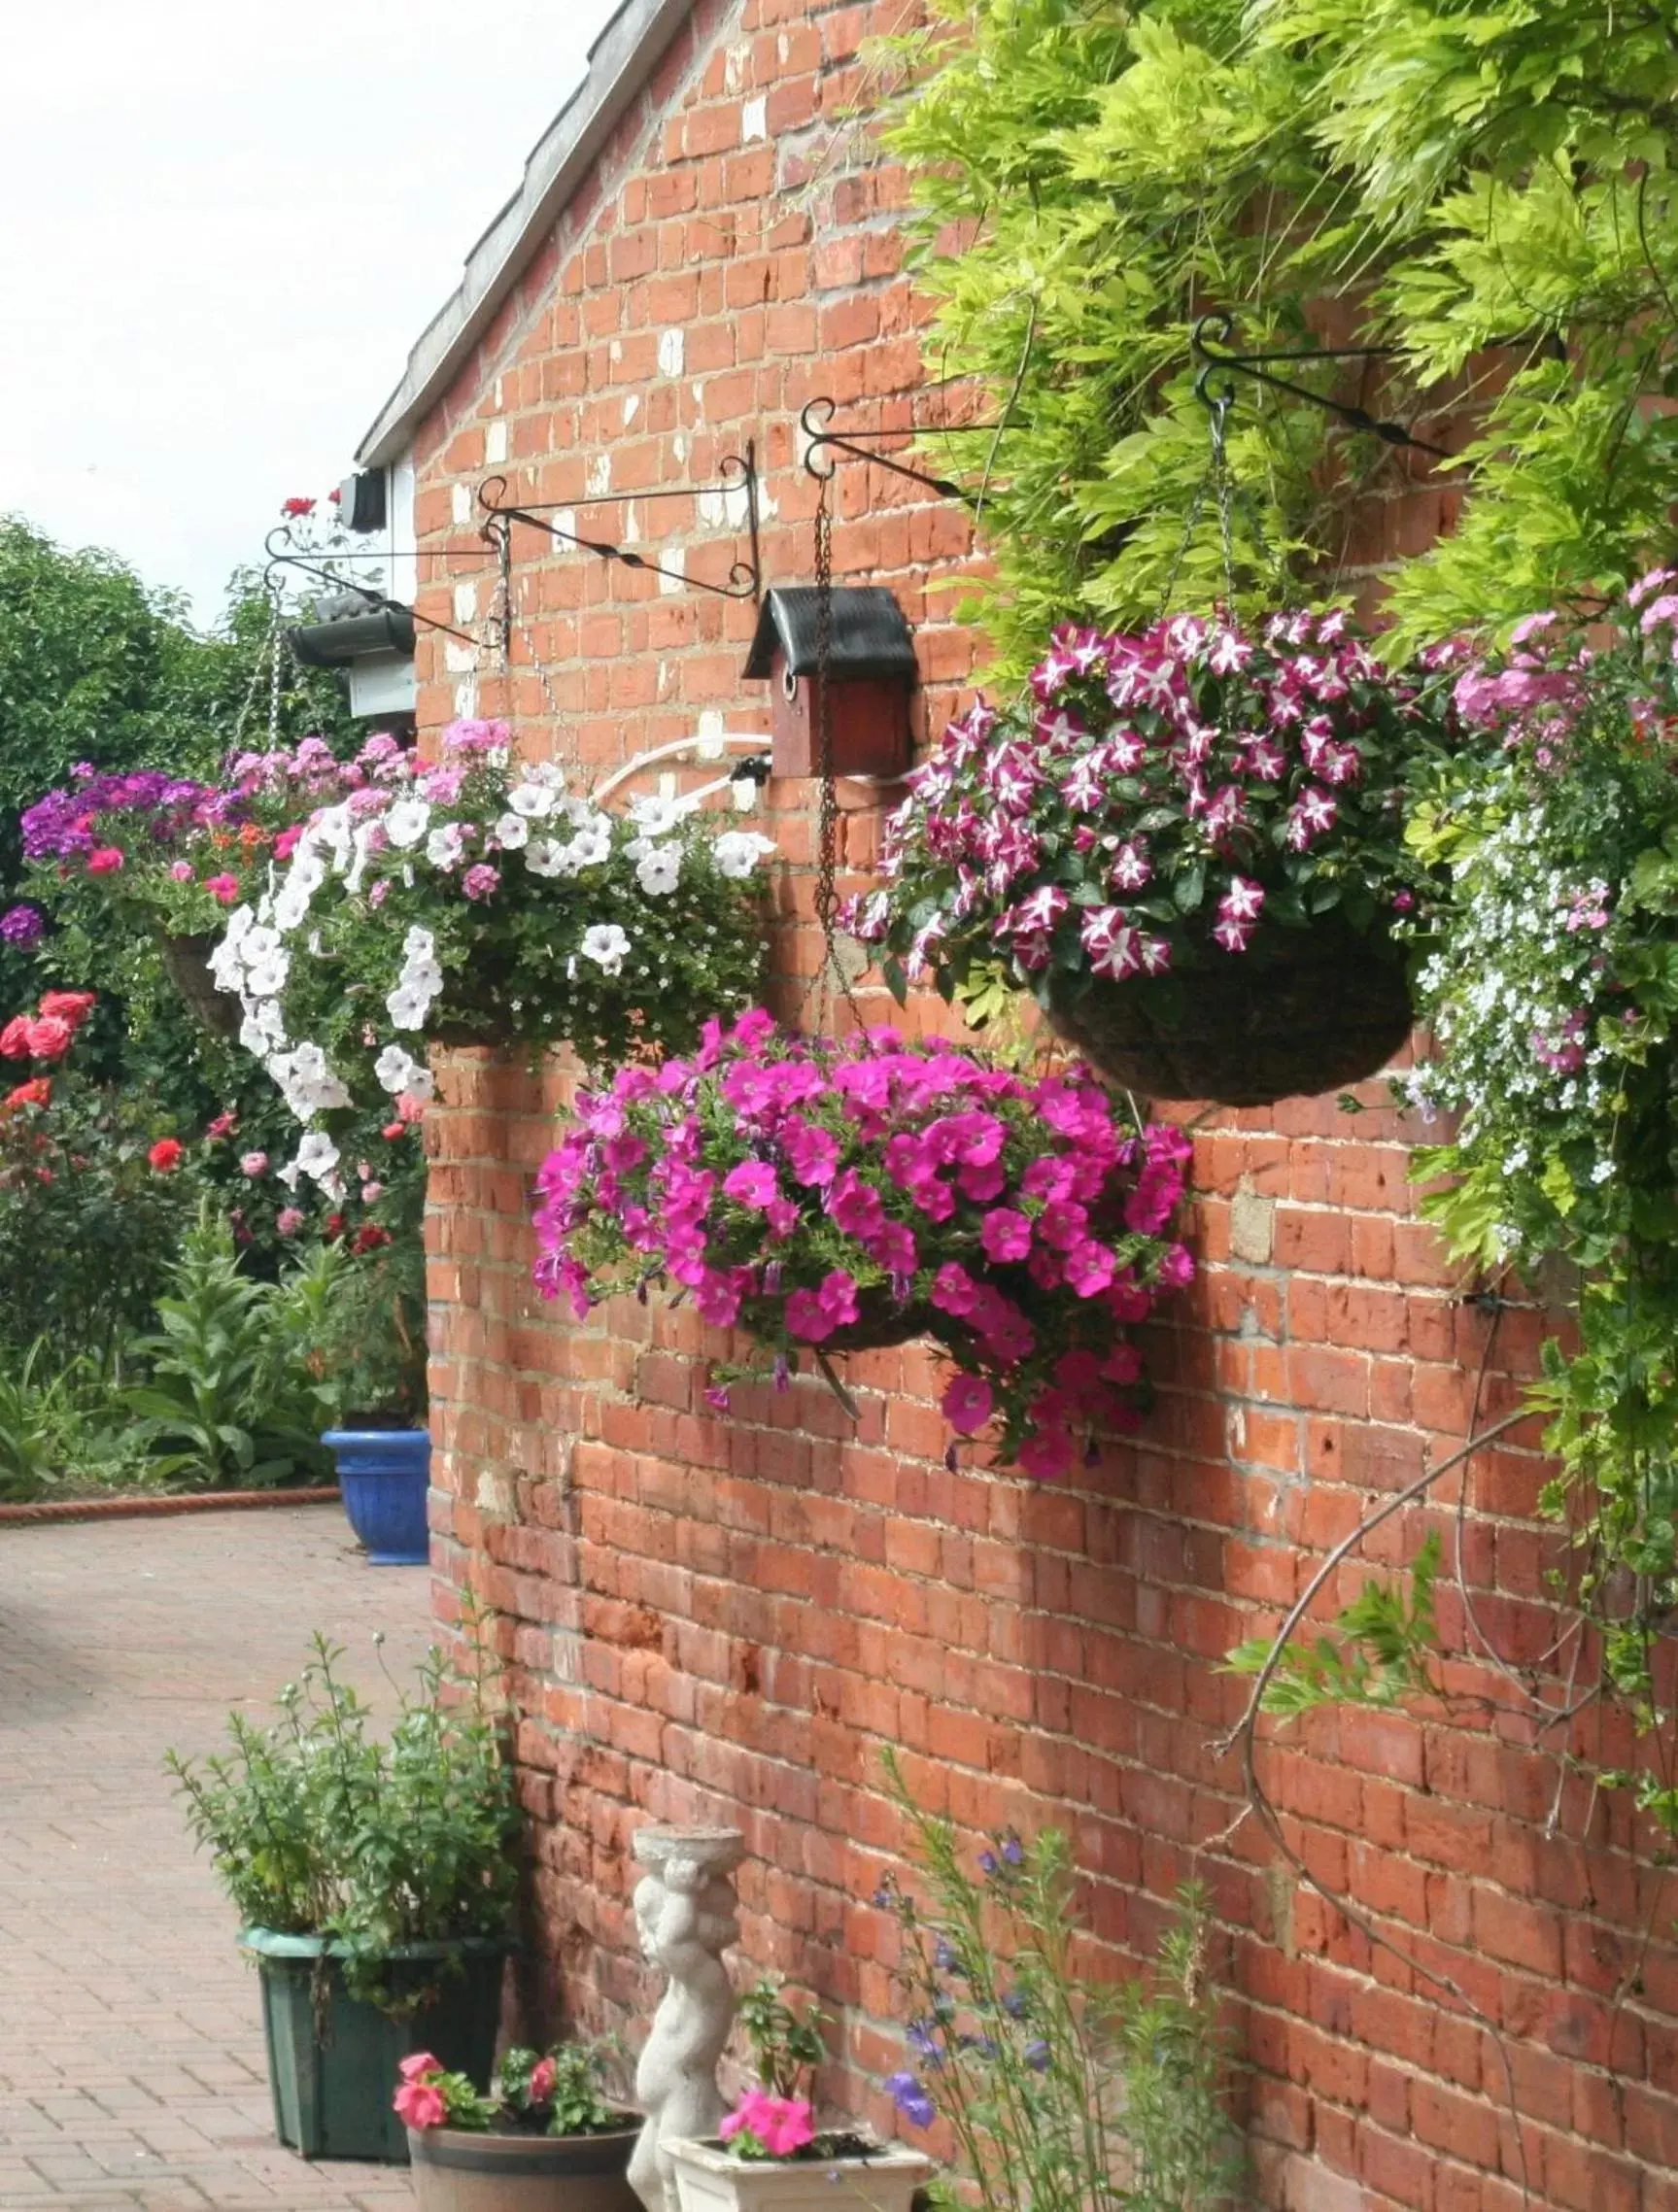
{"left": 240, "top": 1928, "right": 508, "bottom": 2163}
{"left": 407, "top": 2120, "right": 642, "bottom": 2212}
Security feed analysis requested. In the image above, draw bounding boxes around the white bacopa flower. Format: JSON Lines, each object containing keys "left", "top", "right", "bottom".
{"left": 508, "top": 781, "right": 560, "bottom": 819}
{"left": 374, "top": 1043, "right": 427, "bottom": 1094}
{"left": 579, "top": 923, "right": 631, "bottom": 975}
{"left": 292, "top": 1132, "right": 341, "bottom": 1184}
{"left": 427, "top": 823, "right": 466, "bottom": 871}
{"left": 712, "top": 830, "right": 776, "bottom": 878}
{"left": 493, "top": 811, "right": 530, "bottom": 850}
{"left": 524, "top": 839, "right": 565, "bottom": 877}
{"left": 635, "top": 844, "right": 682, "bottom": 897}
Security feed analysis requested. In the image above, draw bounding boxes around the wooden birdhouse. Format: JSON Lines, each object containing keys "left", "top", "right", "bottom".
{"left": 743, "top": 586, "right": 917, "bottom": 779}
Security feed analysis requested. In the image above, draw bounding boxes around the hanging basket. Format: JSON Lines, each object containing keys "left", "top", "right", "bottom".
{"left": 158, "top": 932, "right": 241, "bottom": 1039}
{"left": 1044, "top": 927, "right": 1415, "bottom": 1106}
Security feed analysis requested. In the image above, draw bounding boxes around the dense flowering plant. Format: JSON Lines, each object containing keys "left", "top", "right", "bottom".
{"left": 531, "top": 1010, "right": 1192, "bottom": 1478}
{"left": 848, "top": 610, "right": 1455, "bottom": 1015}
{"left": 0, "top": 992, "right": 208, "bottom": 1361}
{"left": 1271, "top": 573, "right": 1678, "bottom": 1848}
{"left": 207, "top": 720, "right": 773, "bottom": 1194}
{"left": 717, "top": 1977, "right": 831, "bottom": 2161}
{"left": 393, "top": 2042, "right": 626, "bottom": 2137}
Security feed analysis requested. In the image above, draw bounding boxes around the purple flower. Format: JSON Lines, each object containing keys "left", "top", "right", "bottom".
{"left": 0, "top": 904, "right": 44, "bottom": 945}
{"left": 884, "top": 2073, "right": 935, "bottom": 2129}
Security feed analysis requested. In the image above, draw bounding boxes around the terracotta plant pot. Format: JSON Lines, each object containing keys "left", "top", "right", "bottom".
{"left": 1044, "top": 925, "right": 1415, "bottom": 1106}
{"left": 664, "top": 2134, "right": 935, "bottom": 2212}
{"left": 407, "top": 2120, "right": 642, "bottom": 2212}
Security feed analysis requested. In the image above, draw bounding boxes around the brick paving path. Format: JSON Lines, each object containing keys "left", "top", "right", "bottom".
{"left": 0, "top": 1509, "right": 433, "bottom": 2210}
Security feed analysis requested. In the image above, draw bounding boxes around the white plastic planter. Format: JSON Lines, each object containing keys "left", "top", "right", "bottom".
{"left": 665, "top": 2136, "right": 934, "bottom": 2212}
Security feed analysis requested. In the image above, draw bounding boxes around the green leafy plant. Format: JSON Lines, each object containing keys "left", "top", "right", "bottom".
{"left": 736, "top": 1977, "right": 831, "bottom": 2101}
{"left": 124, "top": 1211, "right": 327, "bottom": 1487}
{"left": 1226, "top": 1533, "right": 1443, "bottom": 1717}
{"left": 167, "top": 1632, "right": 522, "bottom": 2007}
{"left": 875, "top": 1751, "right": 1242, "bottom": 2212}
{"left": 882, "top": 0, "right": 1678, "bottom": 664}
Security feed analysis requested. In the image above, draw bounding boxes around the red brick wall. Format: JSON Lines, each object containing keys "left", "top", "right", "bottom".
{"left": 404, "top": 2, "right": 1678, "bottom": 2205}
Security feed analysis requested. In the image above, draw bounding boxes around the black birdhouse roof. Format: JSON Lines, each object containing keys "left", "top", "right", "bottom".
{"left": 743, "top": 586, "right": 917, "bottom": 682}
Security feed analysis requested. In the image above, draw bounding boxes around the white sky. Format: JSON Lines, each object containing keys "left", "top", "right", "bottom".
{"left": 0, "top": 0, "right": 619, "bottom": 626}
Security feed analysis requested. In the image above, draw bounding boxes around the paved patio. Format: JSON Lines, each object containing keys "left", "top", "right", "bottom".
{"left": 0, "top": 1507, "right": 433, "bottom": 2210}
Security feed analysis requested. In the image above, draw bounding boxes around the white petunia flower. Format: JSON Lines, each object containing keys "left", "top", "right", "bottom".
{"left": 402, "top": 926, "right": 435, "bottom": 963}
{"left": 712, "top": 830, "right": 776, "bottom": 879}
{"left": 374, "top": 1043, "right": 427, "bottom": 1094}
{"left": 564, "top": 823, "right": 612, "bottom": 871}
{"left": 245, "top": 951, "right": 291, "bottom": 999}
{"left": 508, "top": 781, "right": 560, "bottom": 819}
{"left": 387, "top": 985, "right": 432, "bottom": 1030}
{"left": 386, "top": 798, "right": 432, "bottom": 849}
{"left": 427, "top": 823, "right": 466, "bottom": 872}
{"left": 292, "top": 1132, "right": 341, "bottom": 1184}
{"left": 630, "top": 793, "right": 688, "bottom": 838}
{"left": 524, "top": 839, "right": 565, "bottom": 877}
{"left": 493, "top": 811, "right": 530, "bottom": 850}
{"left": 635, "top": 844, "right": 682, "bottom": 897}
{"left": 579, "top": 923, "right": 631, "bottom": 976}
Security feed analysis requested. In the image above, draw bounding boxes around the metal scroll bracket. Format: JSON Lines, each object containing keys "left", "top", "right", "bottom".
{"left": 476, "top": 444, "right": 762, "bottom": 659}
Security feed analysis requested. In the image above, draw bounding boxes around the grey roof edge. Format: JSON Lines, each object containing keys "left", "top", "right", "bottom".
{"left": 356, "top": 0, "right": 696, "bottom": 470}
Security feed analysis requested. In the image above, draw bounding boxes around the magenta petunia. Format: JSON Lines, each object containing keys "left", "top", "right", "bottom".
{"left": 942, "top": 1374, "right": 994, "bottom": 1435}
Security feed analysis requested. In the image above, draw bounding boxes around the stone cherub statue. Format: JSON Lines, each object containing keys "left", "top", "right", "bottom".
{"left": 628, "top": 1825, "right": 746, "bottom": 2212}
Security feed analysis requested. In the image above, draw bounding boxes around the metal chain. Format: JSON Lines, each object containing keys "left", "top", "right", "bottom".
{"left": 813, "top": 476, "right": 839, "bottom": 967}
{"left": 229, "top": 586, "right": 286, "bottom": 756}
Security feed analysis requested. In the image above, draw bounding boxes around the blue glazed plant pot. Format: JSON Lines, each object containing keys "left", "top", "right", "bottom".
{"left": 324, "top": 1428, "right": 431, "bottom": 1566}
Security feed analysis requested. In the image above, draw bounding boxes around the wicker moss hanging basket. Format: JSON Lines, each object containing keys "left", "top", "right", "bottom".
{"left": 158, "top": 932, "right": 241, "bottom": 1040}
{"left": 1044, "top": 925, "right": 1415, "bottom": 1106}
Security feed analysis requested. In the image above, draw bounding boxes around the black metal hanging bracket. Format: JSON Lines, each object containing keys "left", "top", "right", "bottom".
{"left": 1190, "top": 312, "right": 1456, "bottom": 460}
{"left": 800, "top": 396, "right": 1004, "bottom": 507}
{"left": 476, "top": 443, "right": 763, "bottom": 622}
{"left": 260, "top": 529, "right": 479, "bottom": 648}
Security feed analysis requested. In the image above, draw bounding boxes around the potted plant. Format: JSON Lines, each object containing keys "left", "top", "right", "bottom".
{"left": 531, "top": 1009, "right": 1192, "bottom": 1480}
{"left": 168, "top": 1632, "right": 521, "bottom": 2163}
{"left": 664, "top": 1977, "right": 933, "bottom": 2212}
{"left": 850, "top": 609, "right": 1464, "bottom": 1105}
{"left": 299, "top": 1200, "right": 433, "bottom": 1563}
{"left": 397, "top": 2041, "right": 642, "bottom": 2212}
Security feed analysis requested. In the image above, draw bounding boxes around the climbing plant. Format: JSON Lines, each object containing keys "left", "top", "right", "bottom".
{"left": 884, "top": 0, "right": 1678, "bottom": 664}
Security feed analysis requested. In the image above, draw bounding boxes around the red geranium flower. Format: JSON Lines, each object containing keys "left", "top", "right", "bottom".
{"left": 281, "top": 495, "right": 316, "bottom": 518}
{"left": 148, "top": 1138, "right": 184, "bottom": 1174}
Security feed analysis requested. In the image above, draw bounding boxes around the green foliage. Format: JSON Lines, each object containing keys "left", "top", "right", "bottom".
{"left": 884, "top": 0, "right": 1678, "bottom": 664}
{"left": 736, "top": 1977, "right": 831, "bottom": 2101}
{"left": 878, "top": 1751, "right": 1243, "bottom": 2212}
{"left": 286, "top": 1197, "right": 429, "bottom": 1424}
{"left": 122, "top": 1213, "right": 333, "bottom": 1488}
{"left": 1226, "top": 1534, "right": 1444, "bottom": 1716}
{"left": 167, "top": 1632, "right": 522, "bottom": 2008}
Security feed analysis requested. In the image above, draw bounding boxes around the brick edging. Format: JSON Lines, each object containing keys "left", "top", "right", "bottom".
{"left": 0, "top": 1486, "right": 342, "bottom": 1528}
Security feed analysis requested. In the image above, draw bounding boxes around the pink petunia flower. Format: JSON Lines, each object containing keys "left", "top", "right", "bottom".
{"left": 942, "top": 1374, "right": 994, "bottom": 1435}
